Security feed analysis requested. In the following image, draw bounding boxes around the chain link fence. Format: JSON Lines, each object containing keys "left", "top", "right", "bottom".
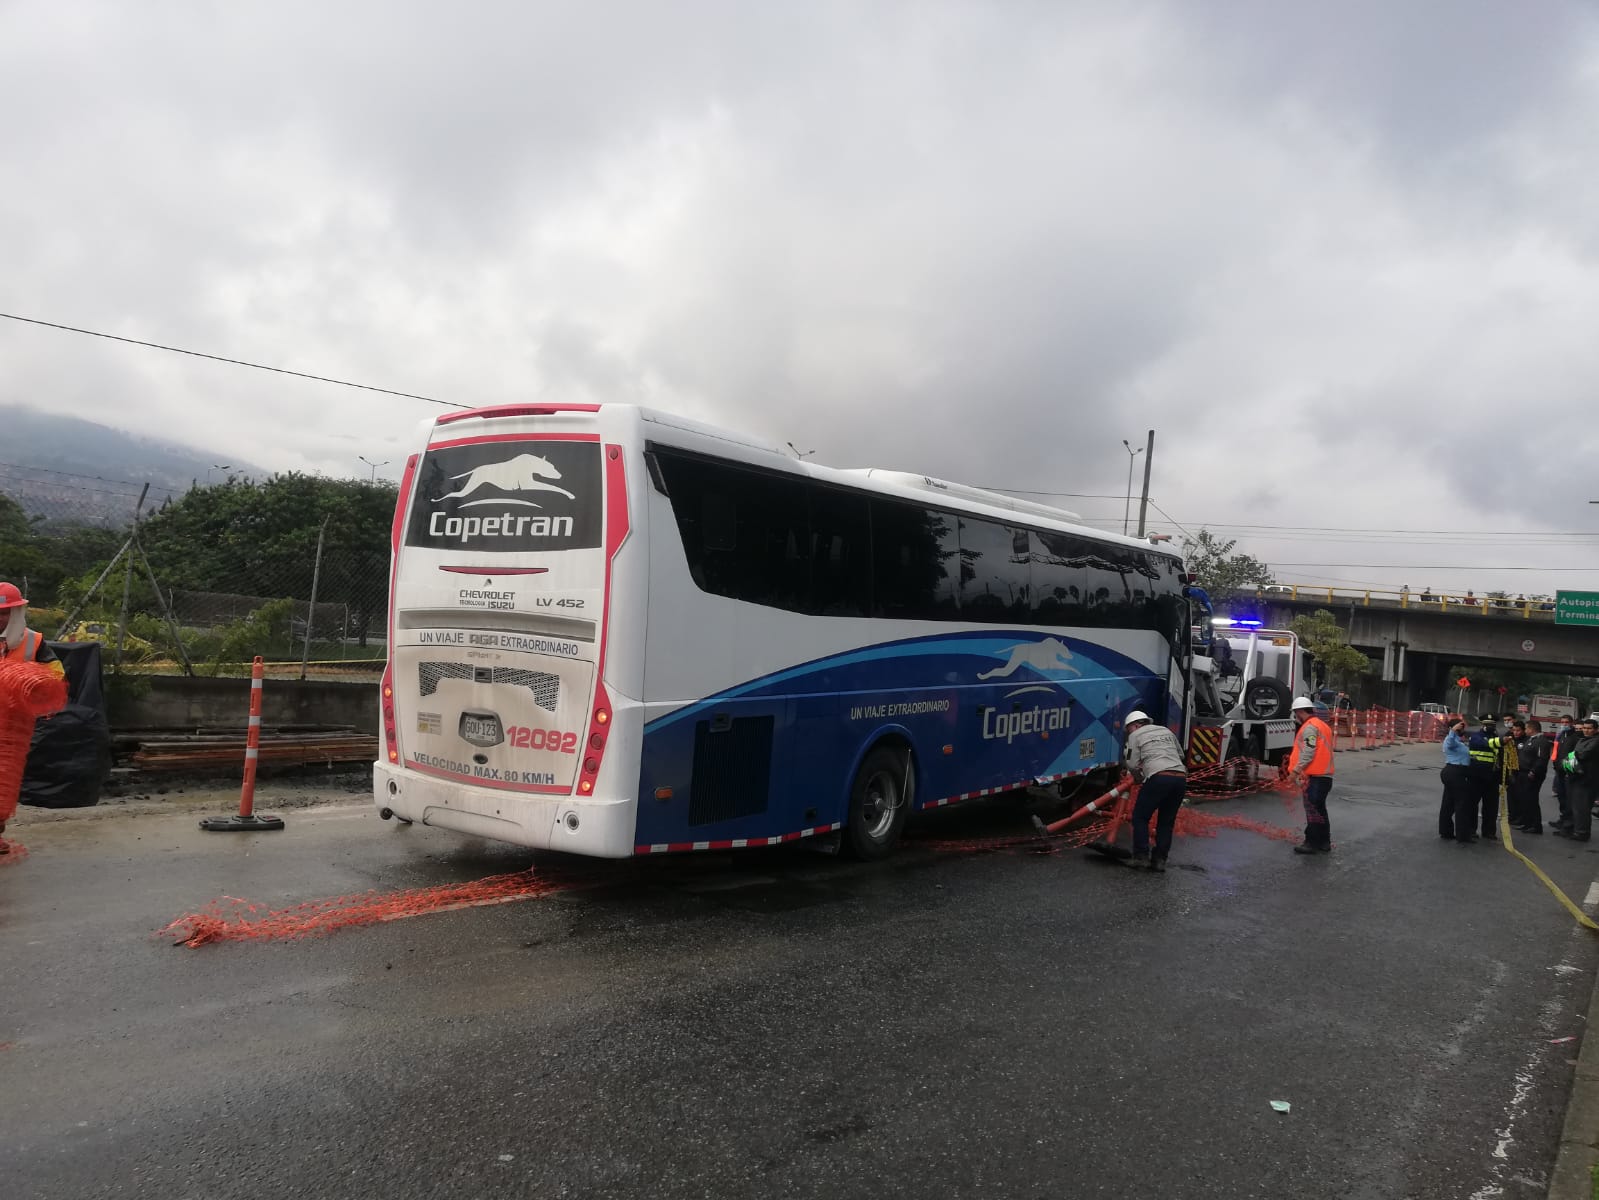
{"left": 1, "top": 463, "right": 391, "bottom": 680}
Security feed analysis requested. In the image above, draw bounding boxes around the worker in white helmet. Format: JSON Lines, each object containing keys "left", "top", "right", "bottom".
{"left": 1289, "top": 696, "right": 1336, "bottom": 854}
{"left": 1121, "top": 710, "right": 1187, "bottom": 872}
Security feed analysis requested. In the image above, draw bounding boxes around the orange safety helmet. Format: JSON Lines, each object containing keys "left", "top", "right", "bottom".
{"left": 0, "top": 582, "right": 27, "bottom": 611}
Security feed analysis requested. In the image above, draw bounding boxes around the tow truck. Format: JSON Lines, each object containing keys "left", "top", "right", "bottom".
{"left": 1184, "top": 615, "right": 1314, "bottom": 783}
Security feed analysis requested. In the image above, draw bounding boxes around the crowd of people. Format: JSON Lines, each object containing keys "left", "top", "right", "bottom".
{"left": 1439, "top": 713, "right": 1599, "bottom": 843}
{"left": 1407, "top": 585, "right": 1554, "bottom": 611}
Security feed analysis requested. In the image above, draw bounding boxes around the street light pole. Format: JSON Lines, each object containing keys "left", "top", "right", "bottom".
{"left": 358, "top": 455, "right": 389, "bottom": 483}
{"left": 1121, "top": 439, "right": 1143, "bottom": 535}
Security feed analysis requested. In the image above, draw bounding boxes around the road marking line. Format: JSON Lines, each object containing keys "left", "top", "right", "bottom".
{"left": 1471, "top": 945, "right": 1585, "bottom": 1199}
{"left": 1584, "top": 881, "right": 1599, "bottom": 911}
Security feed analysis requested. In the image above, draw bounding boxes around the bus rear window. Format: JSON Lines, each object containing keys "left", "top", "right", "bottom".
{"left": 405, "top": 440, "right": 603, "bottom": 552}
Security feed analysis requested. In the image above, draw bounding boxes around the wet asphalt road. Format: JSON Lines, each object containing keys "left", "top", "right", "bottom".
{"left": 5, "top": 744, "right": 1599, "bottom": 1200}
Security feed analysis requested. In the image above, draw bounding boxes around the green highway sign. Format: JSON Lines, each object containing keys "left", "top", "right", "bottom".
{"left": 1555, "top": 590, "right": 1599, "bottom": 626}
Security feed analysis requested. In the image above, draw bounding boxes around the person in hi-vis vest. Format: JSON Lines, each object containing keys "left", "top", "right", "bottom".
{"left": 0, "top": 581, "right": 66, "bottom": 849}
{"left": 1289, "top": 696, "right": 1335, "bottom": 854}
{"left": 0, "top": 583, "right": 64, "bottom": 681}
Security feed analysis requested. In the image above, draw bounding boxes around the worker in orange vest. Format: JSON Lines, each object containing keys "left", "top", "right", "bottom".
{"left": 0, "top": 583, "right": 65, "bottom": 682}
{"left": 0, "top": 581, "right": 65, "bottom": 850}
{"left": 1289, "top": 696, "right": 1335, "bottom": 854}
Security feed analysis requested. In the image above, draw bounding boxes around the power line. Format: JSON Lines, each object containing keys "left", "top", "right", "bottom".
{"left": 0, "top": 311, "right": 467, "bottom": 409}
{"left": 1145, "top": 500, "right": 1194, "bottom": 541}
{"left": 0, "top": 460, "right": 178, "bottom": 493}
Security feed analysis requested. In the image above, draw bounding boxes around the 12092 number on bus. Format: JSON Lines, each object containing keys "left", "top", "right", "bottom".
{"left": 507, "top": 726, "right": 580, "bottom": 754}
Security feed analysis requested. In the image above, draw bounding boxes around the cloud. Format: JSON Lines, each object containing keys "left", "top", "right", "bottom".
{"left": 2, "top": 0, "right": 1597, "bottom": 593}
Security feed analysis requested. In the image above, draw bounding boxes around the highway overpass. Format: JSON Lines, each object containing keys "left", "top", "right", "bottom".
{"left": 1222, "top": 587, "right": 1599, "bottom": 710}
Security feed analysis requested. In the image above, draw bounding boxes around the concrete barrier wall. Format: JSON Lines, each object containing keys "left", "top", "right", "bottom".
{"left": 108, "top": 675, "right": 378, "bottom": 733}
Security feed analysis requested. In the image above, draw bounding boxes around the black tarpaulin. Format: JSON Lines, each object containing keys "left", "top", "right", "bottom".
{"left": 20, "top": 641, "right": 111, "bottom": 809}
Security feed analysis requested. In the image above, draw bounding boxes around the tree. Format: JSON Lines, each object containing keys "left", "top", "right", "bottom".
{"left": 0, "top": 489, "right": 125, "bottom": 604}
{"left": 1182, "top": 528, "right": 1274, "bottom": 595}
{"left": 1289, "top": 608, "right": 1371, "bottom": 689}
{"left": 131, "top": 473, "right": 397, "bottom": 644}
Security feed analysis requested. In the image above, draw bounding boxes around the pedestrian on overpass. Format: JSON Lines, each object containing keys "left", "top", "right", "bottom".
{"left": 1440, "top": 719, "right": 1474, "bottom": 842}
{"left": 1289, "top": 696, "right": 1335, "bottom": 854}
{"left": 1550, "top": 715, "right": 1578, "bottom": 834}
{"left": 1510, "top": 720, "right": 1548, "bottom": 835}
{"left": 1555, "top": 718, "right": 1599, "bottom": 843}
{"left": 1121, "top": 710, "right": 1187, "bottom": 873}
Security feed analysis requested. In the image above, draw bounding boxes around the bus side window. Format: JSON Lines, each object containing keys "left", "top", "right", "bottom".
{"left": 702, "top": 493, "right": 736, "bottom": 551}
{"left": 1031, "top": 530, "right": 1088, "bottom": 627}
{"left": 957, "top": 516, "right": 1030, "bottom": 623}
{"left": 870, "top": 500, "right": 960, "bottom": 621}
{"left": 654, "top": 449, "right": 808, "bottom": 611}
{"left": 809, "top": 486, "right": 871, "bottom": 617}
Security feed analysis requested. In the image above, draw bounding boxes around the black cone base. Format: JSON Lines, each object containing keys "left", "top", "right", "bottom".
{"left": 199, "top": 814, "right": 286, "bottom": 832}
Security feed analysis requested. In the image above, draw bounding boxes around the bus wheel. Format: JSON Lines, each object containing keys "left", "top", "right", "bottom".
{"left": 843, "top": 746, "right": 911, "bottom": 860}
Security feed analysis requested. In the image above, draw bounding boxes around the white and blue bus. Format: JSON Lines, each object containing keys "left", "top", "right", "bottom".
{"left": 374, "top": 403, "right": 1193, "bottom": 859}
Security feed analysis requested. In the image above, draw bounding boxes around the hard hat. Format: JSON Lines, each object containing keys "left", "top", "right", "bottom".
{"left": 0, "top": 582, "right": 27, "bottom": 610}
{"left": 1124, "top": 710, "right": 1151, "bottom": 726}
{"left": 1290, "top": 696, "right": 1315, "bottom": 711}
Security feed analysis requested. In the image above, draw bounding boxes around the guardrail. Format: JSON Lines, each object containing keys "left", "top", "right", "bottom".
{"left": 1239, "top": 586, "right": 1557, "bottom": 620}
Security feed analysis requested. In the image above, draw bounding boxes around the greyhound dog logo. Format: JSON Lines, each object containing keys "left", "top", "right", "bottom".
{"left": 978, "top": 637, "right": 1081, "bottom": 681}
{"left": 434, "top": 453, "right": 577, "bottom": 509}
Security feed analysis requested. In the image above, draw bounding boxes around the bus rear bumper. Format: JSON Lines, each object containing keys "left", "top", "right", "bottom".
{"left": 372, "top": 762, "right": 637, "bottom": 858}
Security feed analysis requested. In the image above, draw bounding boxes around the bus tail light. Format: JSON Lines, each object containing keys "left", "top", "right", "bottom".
{"left": 381, "top": 665, "right": 398, "bottom": 759}
{"left": 577, "top": 683, "right": 613, "bottom": 797}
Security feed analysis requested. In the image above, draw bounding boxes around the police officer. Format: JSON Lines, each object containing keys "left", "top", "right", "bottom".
{"left": 1467, "top": 718, "right": 1517, "bottom": 839}
{"left": 1557, "top": 718, "right": 1599, "bottom": 842}
{"left": 1510, "top": 720, "right": 1548, "bottom": 834}
{"left": 1440, "top": 718, "right": 1473, "bottom": 842}
{"left": 1551, "top": 715, "right": 1579, "bottom": 833}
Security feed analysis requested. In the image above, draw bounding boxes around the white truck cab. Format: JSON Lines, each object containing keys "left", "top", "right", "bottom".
{"left": 1186, "top": 618, "right": 1311, "bottom": 775}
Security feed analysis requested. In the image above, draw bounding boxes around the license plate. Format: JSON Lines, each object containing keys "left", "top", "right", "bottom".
{"left": 459, "top": 710, "right": 504, "bottom": 748}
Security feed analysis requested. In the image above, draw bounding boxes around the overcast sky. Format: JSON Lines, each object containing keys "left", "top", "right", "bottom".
{"left": 3, "top": 1, "right": 1597, "bottom": 597}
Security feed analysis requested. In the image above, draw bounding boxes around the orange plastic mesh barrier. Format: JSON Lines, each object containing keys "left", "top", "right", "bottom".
{"left": 0, "top": 657, "right": 69, "bottom": 827}
{"left": 917, "top": 764, "right": 1302, "bottom": 856}
{"left": 1185, "top": 757, "right": 1292, "bottom": 801}
{"left": 919, "top": 802, "right": 1300, "bottom": 856}
{"left": 160, "top": 867, "right": 583, "bottom": 948}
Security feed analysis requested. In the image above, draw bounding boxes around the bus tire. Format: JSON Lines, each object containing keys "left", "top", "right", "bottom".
{"left": 843, "top": 745, "right": 912, "bottom": 860}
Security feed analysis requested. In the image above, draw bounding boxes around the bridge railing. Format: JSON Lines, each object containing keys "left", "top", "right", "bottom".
{"left": 1243, "top": 585, "right": 1556, "bottom": 619}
